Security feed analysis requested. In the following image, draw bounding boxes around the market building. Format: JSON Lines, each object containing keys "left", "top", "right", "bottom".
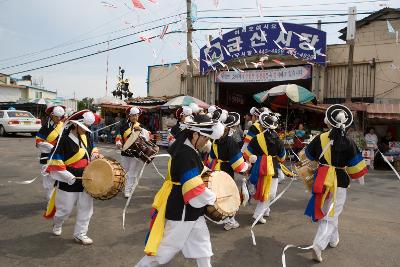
{"left": 147, "top": 8, "right": 400, "bottom": 114}
{"left": 146, "top": 8, "right": 400, "bottom": 169}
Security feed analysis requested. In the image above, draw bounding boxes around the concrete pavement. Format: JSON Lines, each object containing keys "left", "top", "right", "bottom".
{"left": 0, "top": 135, "right": 399, "bottom": 267}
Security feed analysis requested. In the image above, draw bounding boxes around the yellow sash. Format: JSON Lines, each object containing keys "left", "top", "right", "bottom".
{"left": 256, "top": 133, "right": 274, "bottom": 201}
{"left": 254, "top": 121, "right": 262, "bottom": 134}
{"left": 123, "top": 128, "right": 132, "bottom": 140}
{"left": 144, "top": 159, "right": 179, "bottom": 256}
{"left": 320, "top": 132, "right": 337, "bottom": 217}
{"left": 123, "top": 122, "right": 140, "bottom": 140}
{"left": 46, "top": 122, "right": 63, "bottom": 143}
{"left": 212, "top": 142, "right": 228, "bottom": 171}
{"left": 64, "top": 134, "right": 88, "bottom": 165}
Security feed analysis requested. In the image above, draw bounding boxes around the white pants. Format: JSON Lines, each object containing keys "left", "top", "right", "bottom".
{"left": 53, "top": 190, "right": 93, "bottom": 237}
{"left": 42, "top": 167, "right": 54, "bottom": 201}
{"left": 136, "top": 216, "right": 213, "bottom": 267}
{"left": 225, "top": 216, "right": 238, "bottom": 226}
{"left": 253, "top": 178, "right": 279, "bottom": 218}
{"left": 121, "top": 156, "right": 143, "bottom": 195}
{"left": 313, "top": 187, "right": 347, "bottom": 251}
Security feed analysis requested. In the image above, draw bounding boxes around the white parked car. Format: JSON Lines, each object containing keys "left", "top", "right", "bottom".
{"left": 0, "top": 110, "right": 42, "bottom": 137}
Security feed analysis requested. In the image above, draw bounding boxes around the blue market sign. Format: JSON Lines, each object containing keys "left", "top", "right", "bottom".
{"left": 200, "top": 22, "right": 327, "bottom": 75}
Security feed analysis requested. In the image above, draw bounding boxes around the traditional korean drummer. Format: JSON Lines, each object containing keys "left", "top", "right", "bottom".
{"left": 35, "top": 104, "right": 66, "bottom": 201}
{"left": 46, "top": 109, "right": 101, "bottom": 245}
{"left": 136, "top": 114, "right": 225, "bottom": 267}
{"left": 115, "top": 106, "right": 150, "bottom": 197}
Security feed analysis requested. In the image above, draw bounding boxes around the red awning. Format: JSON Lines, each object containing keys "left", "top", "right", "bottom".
{"left": 367, "top": 103, "right": 400, "bottom": 120}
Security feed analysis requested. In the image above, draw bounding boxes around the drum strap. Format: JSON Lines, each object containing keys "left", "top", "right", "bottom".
{"left": 211, "top": 142, "right": 228, "bottom": 171}
{"left": 64, "top": 133, "right": 89, "bottom": 166}
{"left": 123, "top": 128, "right": 132, "bottom": 141}
{"left": 46, "top": 121, "right": 63, "bottom": 144}
{"left": 254, "top": 121, "right": 262, "bottom": 134}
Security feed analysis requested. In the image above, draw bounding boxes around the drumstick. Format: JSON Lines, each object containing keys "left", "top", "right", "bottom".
{"left": 75, "top": 177, "right": 93, "bottom": 180}
{"left": 217, "top": 194, "right": 232, "bottom": 200}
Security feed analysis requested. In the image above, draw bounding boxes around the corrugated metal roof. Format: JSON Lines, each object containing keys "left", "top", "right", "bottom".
{"left": 126, "top": 95, "right": 181, "bottom": 106}
{"left": 367, "top": 103, "right": 400, "bottom": 120}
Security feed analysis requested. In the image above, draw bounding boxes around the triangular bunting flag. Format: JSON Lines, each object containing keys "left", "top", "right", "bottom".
{"left": 132, "top": 0, "right": 145, "bottom": 9}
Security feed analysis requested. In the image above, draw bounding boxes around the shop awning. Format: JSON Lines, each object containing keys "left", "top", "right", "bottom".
{"left": 99, "top": 103, "right": 162, "bottom": 111}
{"left": 367, "top": 103, "right": 400, "bottom": 120}
{"left": 286, "top": 102, "right": 368, "bottom": 113}
{"left": 291, "top": 103, "right": 327, "bottom": 113}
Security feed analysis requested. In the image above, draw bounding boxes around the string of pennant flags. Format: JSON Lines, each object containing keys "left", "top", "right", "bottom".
{"left": 4, "top": 0, "right": 398, "bottom": 76}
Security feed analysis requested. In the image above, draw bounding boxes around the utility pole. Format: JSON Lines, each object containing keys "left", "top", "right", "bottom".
{"left": 315, "top": 20, "right": 322, "bottom": 102}
{"left": 345, "top": 7, "right": 357, "bottom": 103}
{"left": 186, "top": 0, "right": 194, "bottom": 97}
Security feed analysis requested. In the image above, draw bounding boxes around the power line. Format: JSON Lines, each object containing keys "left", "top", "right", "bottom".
{"left": 5, "top": 7, "right": 397, "bottom": 75}
{"left": 0, "top": 0, "right": 386, "bottom": 63}
{"left": 197, "top": 0, "right": 389, "bottom": 13}
{"left": 0, "top": 12, "right": 186, "bottom": 64}
{"left": 0, "top": 20, "right": 182, "bottom": 71}
{"left": 8, "top": 31, "right": 183, "bottom": 76}
{"left": 1, "top": 11, "right": 384, "bottom": 71}
{"left": 7, "top": 14, "right": 399, "bottom": 75}
{"left": 193, "top": 16, "right": 400, "bottom": 30}
{"left": 196, "top": 11, "right": 374, "bottom": 19}
{"left": 0, "top": 11, "right": 132, "bottom": 63}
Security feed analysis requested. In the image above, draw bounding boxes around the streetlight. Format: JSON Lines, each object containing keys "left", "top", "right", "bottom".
{"left": 112, "top": 67, "right": 133, "bottom": 99}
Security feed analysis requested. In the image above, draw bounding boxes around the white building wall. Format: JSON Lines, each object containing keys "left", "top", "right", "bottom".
{"left": 27, "top": 88, "right": 56, "bottom": 99}
{"left": 62, "top": 99, "right": 78, "bottom": 112}
{"left": 16, "top": 80, "right": 32, "bottom": 87}
{"left": 0, "top": 86, "right": 22, "bottom": 102}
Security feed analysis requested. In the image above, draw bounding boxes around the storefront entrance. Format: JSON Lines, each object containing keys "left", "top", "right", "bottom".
{"left": 216, "top": 64, "right": 313, "bottom": 114}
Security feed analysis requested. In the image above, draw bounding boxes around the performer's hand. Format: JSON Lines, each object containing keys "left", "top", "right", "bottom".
{"left": 93, "top": 153, "right": 104, "bottom": 159}
{"left": 67, "top": 176, "right": 76, "bottom": 185}
{"left": 134, "top": 126, "right": 142, "bottom": 131}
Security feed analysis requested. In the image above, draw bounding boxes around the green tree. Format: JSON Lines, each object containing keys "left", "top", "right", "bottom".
{"left": 77, "top": 97, "right": 94, "bottom": 111}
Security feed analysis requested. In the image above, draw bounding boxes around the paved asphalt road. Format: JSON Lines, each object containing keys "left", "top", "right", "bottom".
{"left": 0, "top": 135, "right": 399, "bottom": 267}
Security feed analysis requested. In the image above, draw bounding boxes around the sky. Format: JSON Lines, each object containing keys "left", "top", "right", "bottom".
{"left": 0, "top": 0, "right": 398, "bottom": 100}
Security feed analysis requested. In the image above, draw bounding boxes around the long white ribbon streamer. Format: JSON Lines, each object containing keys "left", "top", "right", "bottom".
{"left": 122, "top": 154, "right": 171, "bottom": 229}
{"left": 281, "top": 200, "right": 335, "bottom": 267}
{"left": 8, "top": 175, "right": 40, "bottom": 184}
{"left": 251, "top": 177, "right": 295, "bottom": 245}
{"left": 378, "top": 149, "right": 400, "bottom": 181}
{"left": 122, "top": 161, "right": 148, "bottom": 229}
{"left": 151, "top": 154, "right": 172, "bottom": 180}
{"left": 281, "top": 245, "right": 314, "bottom": 267}
{"left": 241, "top": 178, "right": 250, "bottom": 207}
{"left": 204, "top": 215, "right": 230, "bottom": 225}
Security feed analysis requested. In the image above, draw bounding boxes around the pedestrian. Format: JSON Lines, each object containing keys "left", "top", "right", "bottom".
{"left": 243, "top": 111, "right": 286, "bottom": 223}
{"left": 293, "top": 123, "right": 306, "bottom": 155}
{"left": 136, "top": 114, "right": 225, "bottom": 267}
{"left": 46, "top": 109, "right": 101, "bottom": 245}
{"left": 90, "top": 109, "right": 102, "bottom": 143}
{"left": 114, "top": 112, "right": 122, "bottom": 135}
{"left": 365, "top": 127, "right": 378, "bottom": 169}
{"left": 303, "top": 104, "right": 368, "bottom": 262}
{"left": 35, "top": 104, "right": 66, "bottom": 201}
{"left": 115, "top": 107, "right": 150, "bottom": 198}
